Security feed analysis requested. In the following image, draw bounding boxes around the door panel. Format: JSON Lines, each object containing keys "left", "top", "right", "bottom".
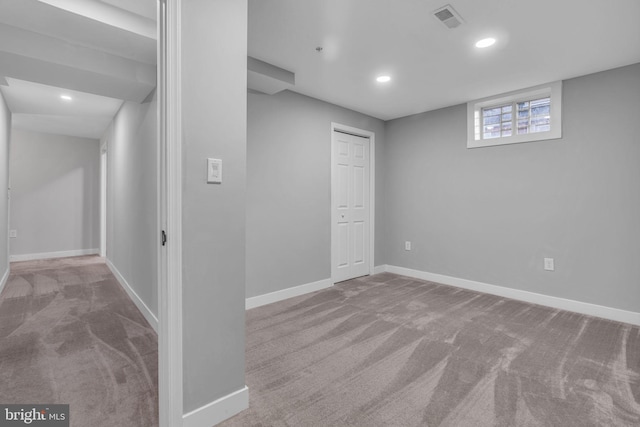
{"left": 337, "top": 222, "right": 349, "bottom": 267}
{"left": 332, "top": 130, "right": 370, "bottom": 283}
{"left": 353, "top": 220, "right": 365, "bottom": 265}
{"left": 353, "top": 165, "right": 364, "bottom": 208}
{"left": 337, "top": 165, "right": 349, "bottom": 208}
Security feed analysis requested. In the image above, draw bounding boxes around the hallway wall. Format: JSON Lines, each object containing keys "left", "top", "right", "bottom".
{"left": 102, "top": 94, "right": 158, "bottom": 322}
{"left": 0, "top": 91, "right": 9, "bottom": 290}
{"left": 9, "top": 129, "right": 99, "bottom": 259}
{"left": 180, "top": 0, "right": 248, "bottom": 417}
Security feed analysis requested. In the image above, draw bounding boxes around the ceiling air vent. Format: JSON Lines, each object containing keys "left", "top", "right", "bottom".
{"left": 433, "top": 4, "right": 464, "bottom": 29}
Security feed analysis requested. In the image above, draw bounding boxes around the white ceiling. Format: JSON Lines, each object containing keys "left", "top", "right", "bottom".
{"left": 249, "top": 0, "right": 640, "bottom": 120}
{"left": 0, "top": 0, "right": 156, "bottom": 139}
{"left": 1, "top": 0, "right": 639, "bottom": 139}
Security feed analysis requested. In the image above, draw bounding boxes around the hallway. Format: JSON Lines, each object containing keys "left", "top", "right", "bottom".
{"left": 0, "top": 256, "right": 158, "bottom": 426}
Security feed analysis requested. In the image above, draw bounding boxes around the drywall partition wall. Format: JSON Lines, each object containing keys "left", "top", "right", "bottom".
{"left": 9, "top": 130, "right": 99, "bottom": 259}
{"left": 247, "top": 90, "right": 385, "bottom": 299}
{"left": 383, "top": 63, "right": 640, "bottom": 314}
{"left": 102, "top": 95, "right": 158, "bottom": 319}
{"left": 181, "top": 0, "right": 248, "bottom": 420}
{"left": 0, "top": 92, "right": 9, "bottom": 290}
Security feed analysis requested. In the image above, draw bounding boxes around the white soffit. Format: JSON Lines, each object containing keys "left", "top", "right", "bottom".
{"left": 37, "top": 0, "right": 156, "bottom": 39}
{"left": 247, "top": 56, "right": 295, "bottom": 95}
{"left": 100, "top": 0, "right": 157, "bottom": 21}
{"left": 0, "top": 0, "right": 156, "bottom": 139}
{"left": 0, "top": 77, "right": 123, "bottom": 139}
{"left": 0, "top": 0, "right": 156, "bottom": 64}
{"left": 11, "top": 114, "right": 115, "bottom": 140}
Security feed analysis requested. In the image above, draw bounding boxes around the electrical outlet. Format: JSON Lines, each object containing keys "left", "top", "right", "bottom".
{"left": 544, "top": 258, "right": 554, "bottom": 271}
{"left": 405, "top": 241, "right": 411, "bottom": 251}
{"left": 9, "top": 229, "right": 17, "bottom": 238}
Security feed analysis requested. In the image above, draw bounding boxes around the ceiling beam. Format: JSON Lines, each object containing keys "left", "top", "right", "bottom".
{"left": 247, "top": 56, "right": 295, "bottom": 95}
{"left": 0, "top": 24, "right": 155, "bottom": 102}
{"left": 36, "top": 0, "right": 156, "bottom": 39}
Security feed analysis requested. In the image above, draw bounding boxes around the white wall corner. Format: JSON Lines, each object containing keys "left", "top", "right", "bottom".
{"left": 106, "top": 259, "right": 158, "bottom": 332}
{"left": 373, "top": 265, "right": 388, "bottom": 275}
{"left": 386, "top": 265, "right": 640, "bottom": 326}
{"left": 9, "top": 248, "right": 99, "bottom": 262}
{"left": 0, "top": 266, "right": 9, "bottom": 295}
{"left": 246, "top": 278, "right": 332, "bottom": 310}
{"left": 182, "top": 386, "right": 249, "bottom": 427}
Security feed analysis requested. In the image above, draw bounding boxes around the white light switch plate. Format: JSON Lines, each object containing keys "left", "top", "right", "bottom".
{"left": 544, "top": 258, "right": 554, "bottom": 271}
{"left": 9, "top": 229, "right": 17, "bottom": 238}
{"left": 207, "top": 158, "right": 222, "bottom": 184}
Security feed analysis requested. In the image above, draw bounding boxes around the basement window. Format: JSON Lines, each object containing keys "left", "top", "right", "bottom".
{"left": 467, "top": 81, "right": 562, "bottom": 148}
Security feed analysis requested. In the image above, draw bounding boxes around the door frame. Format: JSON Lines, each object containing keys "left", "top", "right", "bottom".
{"left": 158, "top": 1, "right": 183, "bottom": 426}
{"left": 330, "top": 122, "right": 375, "bottom": 283}
{"left": 99, "top": 144, "right": 107, "bottom": 257}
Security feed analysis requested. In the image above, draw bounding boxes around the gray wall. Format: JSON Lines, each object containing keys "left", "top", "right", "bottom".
{"left": 0, "top": 92, "right": 9, "bottom": 285}
{"left": 247, "top": 90, "right": 385, "bottom": 298}
{"left": 9, "top": 130, "right": 99, "bottom": 257}
{"left": 102, "top": 95, "right": 158, "bottom": 317}
{"left": 383, "top": 63, "right": 640, "bottom": 313}
{"left": 181, "top": 0, "right": 247, "bottom": 413}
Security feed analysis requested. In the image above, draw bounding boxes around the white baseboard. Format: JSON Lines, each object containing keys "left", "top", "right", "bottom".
{"left": 0, "top": 266, "right": 8, "bottom": 296}
{"left": 246, "top": 278, "right": 333, "bottom": 310}
{"left": 106, "top": 259, "right": 159, "bottom": 332}
{"left": 372, "top": 265, "right": 386, "bottom": 275}
{"left": 183, "top": 385, "right": 248, "bottom": 427}
{"left": 10, "top": 248, "right": 99, "bottom": 262}
{"left": 377, "top": 265, "right": 640, "bottom": 326}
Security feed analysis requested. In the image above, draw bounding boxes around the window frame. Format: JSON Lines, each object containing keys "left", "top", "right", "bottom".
{"left": 467, "top": 81, "right": 562, "bottom": 148}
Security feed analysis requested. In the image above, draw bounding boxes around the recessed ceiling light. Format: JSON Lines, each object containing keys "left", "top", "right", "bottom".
{"left": 60, "top": 95, "right": 72, "bottom": 101}
{"left": 475, "top": 37, "right": 496, "bottom": 48}
{"left": 376, "top": 75, "right": 391, "bottom": 83}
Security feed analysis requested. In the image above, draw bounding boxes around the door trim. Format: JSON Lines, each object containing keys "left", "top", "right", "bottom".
{"left": 330, "top": 122, "right": 375, "bottom": 283}
{"left": 100, "top": 145, "right": 107, "bottom": 257}
{"left": 158, "top": 1, "right": 183, "bottom": 426}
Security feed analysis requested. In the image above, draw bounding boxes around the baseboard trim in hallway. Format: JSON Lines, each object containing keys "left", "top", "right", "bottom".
{"left": 379, "top": 264, "right": 640, "bottom": 326}
{"left": 10, "top": 248, "right": 99, "bottom": 262}
{"left": 106, "top": 259, "right": 159, "bottom": 332}
{"left": 246, "top": 278, "right": 332, "bottom": 310}
{"left": 183, "top": 386, "right": 249, "bottom": 427}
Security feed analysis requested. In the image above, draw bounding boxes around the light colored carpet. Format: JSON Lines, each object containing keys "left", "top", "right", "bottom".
{"left": 0, "top": 256, "right": 158, "bottom": 427}
{"left": 222, "top": 273, "right": 640, "bottom": 427}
